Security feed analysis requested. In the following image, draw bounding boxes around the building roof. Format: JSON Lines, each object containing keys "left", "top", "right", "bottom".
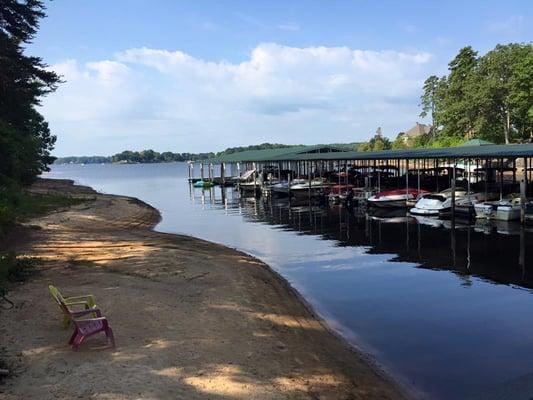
{"left": 404, "top": 122, "right": 431, "bottom": 138}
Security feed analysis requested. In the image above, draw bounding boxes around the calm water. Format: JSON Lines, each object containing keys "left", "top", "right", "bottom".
{"left": 45, "top": 162, "right": 533, "bottom": 400}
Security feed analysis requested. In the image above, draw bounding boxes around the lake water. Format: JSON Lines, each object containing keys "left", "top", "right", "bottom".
{"left": 45, "top": 162, "right": 533, "bottom": 400}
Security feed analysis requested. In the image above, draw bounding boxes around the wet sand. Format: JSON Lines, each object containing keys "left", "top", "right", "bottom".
{"left": 0, "top": 179, "right": 408, "bottom": 399}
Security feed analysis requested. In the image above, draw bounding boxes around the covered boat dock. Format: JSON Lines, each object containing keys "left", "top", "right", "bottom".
{"left": 188, "top": 142, "right": 533, "bottom": 222}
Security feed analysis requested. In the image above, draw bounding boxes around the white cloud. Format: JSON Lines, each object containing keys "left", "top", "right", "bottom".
{"left": 487, "top": 15, "right": 525, "bottom": 35}
{"left": 41, "top": 43, "right": 434, "bottom": 155}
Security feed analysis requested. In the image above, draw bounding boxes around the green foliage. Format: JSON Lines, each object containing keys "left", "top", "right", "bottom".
{"left": 358, "top": 135, "right": 392, "bottom": 152}
{"left": 413, "top": 134, "right": 465, "bottom": 148}
{"left": 391, "top": 132, "right": 408, "bottom": 149}
{"left": 55, "top": 143, "right": 363, "bottom": 164}
{"left": 217, "top": 143, "right": 299, "bottom": 156}
{"left": 0, "top": 0, "right": 60, "bottom": 186}
{"left": 54, "top": 156, "right": 111, "bottom": 164}
{"left": 0, "top": 184, "right": 83, "bottom": 237}
{"left": 0, "top": 252, "right": 40, "bottom": 295}
{"left": 110, "top": 150, "right": 216, "bottom": 163}
{"left": 422, "top": 43, "right": 533, "bottom": 144}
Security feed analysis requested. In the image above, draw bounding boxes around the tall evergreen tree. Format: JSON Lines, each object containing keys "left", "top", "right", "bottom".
{"left": 0, "top": 0, "right": 60, "bottom": 184}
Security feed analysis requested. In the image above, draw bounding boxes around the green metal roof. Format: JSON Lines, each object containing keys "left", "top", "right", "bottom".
{"left": 267, "top": 143, "right": 533, "bottom": 161}
{"left": 199, "top": 144, "right": 346, "bottom": 164}
{"left": 196, "top": 143, "right": 533, "bottom": 164}
{"left": 460, "top": 139, "right": 495, "bottom": 146}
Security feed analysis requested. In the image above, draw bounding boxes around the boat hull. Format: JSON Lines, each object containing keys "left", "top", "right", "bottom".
{"left": 410, "top": 207, "right": 445, "bottom": 216}
{"left": 367, "top": 198, "right": 409, "bottom": 208}
{"left": 494, "top": 206, "right": 521, "bottom": 221}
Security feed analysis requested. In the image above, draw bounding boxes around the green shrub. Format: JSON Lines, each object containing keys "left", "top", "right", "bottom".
{"left": 0, "top": 252, "right": 40, "bottom": 296}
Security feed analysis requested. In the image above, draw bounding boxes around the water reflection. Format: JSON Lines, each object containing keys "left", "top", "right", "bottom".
{"left": 192, "top": 186, "right": 533, "bottom": 291}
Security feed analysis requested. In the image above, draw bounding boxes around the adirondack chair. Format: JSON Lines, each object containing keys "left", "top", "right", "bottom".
{"left": 68, "top": 309, "right": 116, "bottom": 350}
{"left": 48, "top": 285, "right": 98, "bottom": 328}
{"left": 49, "top": 286, "right": 115, "bottom": 349}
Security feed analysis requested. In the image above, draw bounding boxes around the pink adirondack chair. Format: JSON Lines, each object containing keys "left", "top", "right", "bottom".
{"left": 52, "top": 294, "right": 115, "bottom": 349}
{"left": 68, "top": 308, "right": 116, "bottom": 350}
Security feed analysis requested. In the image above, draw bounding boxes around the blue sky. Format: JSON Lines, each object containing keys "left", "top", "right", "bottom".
{"left": 30, "top": 0, "right": 533, "bottom": 156}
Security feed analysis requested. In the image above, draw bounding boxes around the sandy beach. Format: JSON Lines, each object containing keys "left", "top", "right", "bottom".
{"left": 0, "top": 179, "right": 407, "bottom": 399}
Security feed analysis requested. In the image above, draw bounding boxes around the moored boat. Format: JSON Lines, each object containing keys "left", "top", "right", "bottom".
{"left": 367, "top": 188, "right": 427, "bottom": 208}
{"left": 410, "top": 188, "right": 467, "bottom": 216}
{"left": 193, "top": 180, "right": 214, "bottom": 188}
{"left": 474, "top": 197, "right": 521, "bottom": 221}
{"left": 495, "top": 198, "right": 521, "bottom": 221}
{"left": 290, "top": 179, "right": 329, "bottom": 198}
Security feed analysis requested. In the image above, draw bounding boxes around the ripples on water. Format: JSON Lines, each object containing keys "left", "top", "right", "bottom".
{"left": 46, "top": 162, "right": 533, "bottom": 400}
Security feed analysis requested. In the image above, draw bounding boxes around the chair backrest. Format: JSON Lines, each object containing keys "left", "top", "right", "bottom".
{"left": 48, "top": 285, "right": 69, "bottom": 313}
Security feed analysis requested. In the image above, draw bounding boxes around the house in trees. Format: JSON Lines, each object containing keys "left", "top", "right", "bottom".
{"left": 402, "top": 122, "right": 432, "bottom": 144}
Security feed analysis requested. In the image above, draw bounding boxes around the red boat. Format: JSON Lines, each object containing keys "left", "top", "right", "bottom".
{"left": 367, "top": 188, "right": 427, "bottom": 208}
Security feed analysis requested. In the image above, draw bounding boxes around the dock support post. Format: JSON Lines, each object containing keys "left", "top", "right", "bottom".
{"left": 288, "top": 172, "right": 292, "bottom": 199}
{"left": 200, "top": 163, "right": 204, "bottom": 181}
{"left": 521, "top": 179, "right": 526, "bottom": 224}
{"left": 499, "top": 158, "right": 504, "bottom": 201}
{"left": 525, "top": 157, "right": 529, "bottom": 197}
{"left": 221, "top": 163, "right": 225, "bottom": 186}
{"left": 208, "top": 163, "right": 213, "bottom": 182}
{"left": 467, "top": 159, "right": 471, "bottom": 194}
{"left": 308, "top": 167, "right": 312, "bottom": 202}
{"left": 417, "top": 159, "right": 421, "bottom": 193}
{"left": 405, "top": 159, "right": 409, "bottom": 192}
{"left": 451, "top": 164, "right": 456, "bottom": 224}
{"left": 253, "top": 162, "right": 257, "bottom": 197}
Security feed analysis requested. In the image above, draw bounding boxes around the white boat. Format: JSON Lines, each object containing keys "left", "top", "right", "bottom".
{"left": 271, "top": 179, "right": 305, "bottom": 196}
{"left": 232, "top": 169, "right": 255, "bottom": 183}
{"left": 368, "top": 188, "right": 427, "bottom": 208}
{"left": 238, "top": 180, "right": 261, "bottom": 194}
{"left": 474, "top": 197, "right": 521, "bottom": 221}
{"left": 290, "top": 179, "right": 328, "bottom": 198}
{"left": 410, "top": 188, "right": 467, "bottom": 216}
{"left": 495, "top": 198, "right": 521, "bottom": 221}
{"left": 474, "top": 201, "right": 498, "bottom": 219}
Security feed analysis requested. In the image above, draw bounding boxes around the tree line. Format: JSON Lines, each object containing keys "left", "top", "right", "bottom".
{"left": 55, "top": 143, "right": 301, "bottom": 164}
{"left": 357, "top": 43, "right": 533, "bottom": 151}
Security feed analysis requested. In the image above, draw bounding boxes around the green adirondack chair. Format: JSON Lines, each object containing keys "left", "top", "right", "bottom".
{"left": 48, "top": 285, "right": 98, "bottom": 328}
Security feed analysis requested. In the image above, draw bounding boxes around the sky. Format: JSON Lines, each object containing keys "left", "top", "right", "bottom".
{"left": 28, "top": 0, "right": 533, "bottom": 156}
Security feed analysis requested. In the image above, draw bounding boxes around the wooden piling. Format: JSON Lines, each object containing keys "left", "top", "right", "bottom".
{"left": 451, "top": 165, "right": 456, "bottom": 224}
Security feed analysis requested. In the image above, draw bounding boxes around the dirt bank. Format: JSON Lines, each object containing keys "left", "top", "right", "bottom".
{"left": 0, "top": 179, "right": 408, "bottom": 399}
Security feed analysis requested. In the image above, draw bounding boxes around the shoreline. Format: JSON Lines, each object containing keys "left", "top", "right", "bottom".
{"left": 1, "top": 178, "right": 409, "bottom": 399}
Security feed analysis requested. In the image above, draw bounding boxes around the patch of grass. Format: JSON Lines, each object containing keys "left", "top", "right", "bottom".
{"left": 11, "top": 193, "right": 85, "bottom": 220}
{"left": 0, "top": 184, "right": 84, "bottom": 236}
{"left": 0, "top": 252, "right": 41, "bottom": 296}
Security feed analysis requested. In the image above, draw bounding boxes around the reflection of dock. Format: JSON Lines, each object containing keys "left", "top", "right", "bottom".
{"left": 201, "top": 190, "right": 533, "bottom": 290}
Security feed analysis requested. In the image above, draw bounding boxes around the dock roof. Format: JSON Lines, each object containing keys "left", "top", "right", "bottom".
{"left": 200, "top": 144, "right": 347, "bottom": 164}
{"left": 196, "top": 143, "right": 533, "bottom": 164}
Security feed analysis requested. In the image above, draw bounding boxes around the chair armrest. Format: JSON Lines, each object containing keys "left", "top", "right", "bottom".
{"left": 65, "top": 295, "right": 95, "bottom": 301}
{"left": 75, "top": 317, "right": 107, "bottom": 322}
{"left": 64, "top": 300, "right": 93, "bottom": 306}
{"left": 69, "top": 308, "right": 102, "bottom": 318}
